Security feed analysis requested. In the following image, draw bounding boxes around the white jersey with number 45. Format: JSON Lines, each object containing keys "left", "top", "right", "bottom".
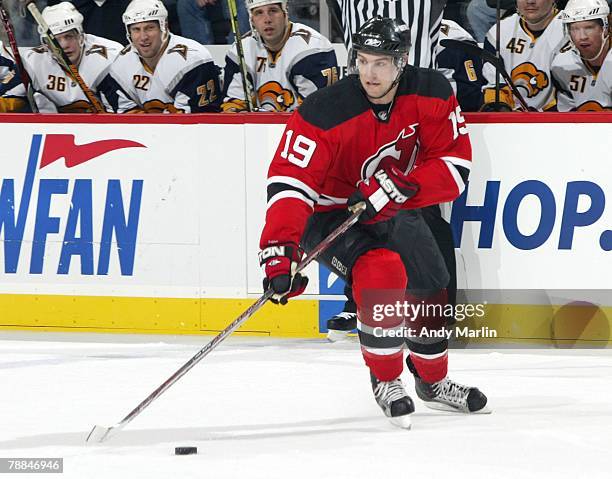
{"left": 551, "top": 47, "right": 612, "bottom": 111}
{"left": 483, "top": 12, "right": 566, "bottom": 110}
{"left": 21, "top": 34, "right": 121, "bottom": 113}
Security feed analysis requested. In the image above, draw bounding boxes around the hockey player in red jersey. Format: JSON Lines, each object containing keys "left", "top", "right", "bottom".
{"left": 258, "top": 17, "right": 489, "bottom": 428}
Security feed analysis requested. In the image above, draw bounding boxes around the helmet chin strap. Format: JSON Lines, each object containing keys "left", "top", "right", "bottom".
{"left": 580, "top": 33, "right": 610, "bottom": 62}
{"left": 65, "top": 32, "right": 86, "bottom": 66}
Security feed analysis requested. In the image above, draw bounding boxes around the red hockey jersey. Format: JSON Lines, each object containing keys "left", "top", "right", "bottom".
{"left": 260, "top": 66, "right": 472, "bottom": 248}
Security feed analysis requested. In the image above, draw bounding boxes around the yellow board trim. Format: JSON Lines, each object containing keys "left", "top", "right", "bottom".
{"left": 455, "top": 303, "right": 612, "bottom": 347}
{"left": 1, "top": 295, "right": 611, "bottom": 346}
{"left": 0, "top": 294, "right": 323, "bottom": 338}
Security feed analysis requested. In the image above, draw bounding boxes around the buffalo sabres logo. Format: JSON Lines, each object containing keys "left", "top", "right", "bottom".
{"left": 58, "top": 100, "right": 97, "bottom": 113}
{"left": 168, "top": 44, "right": 189, "bottom": 60}
{"left": 291, "top": 28, "right": 312, "bottom": 44}
{"left": 360, "top": 124, "right": 419, "bottom": 181}
{"left": 512, "top": 62, "right": 549, "bottom": 98}
{"left": 86, "top": 44, "right": 109, "bottom": 59}
{"left": 577, "top": 100, "right": 608, "bottom": 111}
{"left": 258, "top": 81, "right": 295, "bottom": 111}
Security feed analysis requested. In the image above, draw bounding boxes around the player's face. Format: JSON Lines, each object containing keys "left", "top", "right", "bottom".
{"left": 517, "top": 0, "right": 555, "bottom": 24}
{"left": 569, "top": 20, "right": 606, "bottom": 59}
{"left": 129, "top": 21, "right": 165, "bottom": 59}
{"left": 251, "top": 4, "right": 287, "bottom": 48}
{"left": 356, "top": 52, "right": 400, "bottom": 103}
{"left": 56, "top": 30, "right": 83, "bottom": 64}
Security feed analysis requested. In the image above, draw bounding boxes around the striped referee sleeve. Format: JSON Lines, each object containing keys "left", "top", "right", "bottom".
{"left": 335, "top": 0, "right": 447, "bottom": 68}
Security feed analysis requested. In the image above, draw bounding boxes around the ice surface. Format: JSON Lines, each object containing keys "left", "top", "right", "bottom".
{"left": 1, "top": 332, "right": 611, "bottom": 479}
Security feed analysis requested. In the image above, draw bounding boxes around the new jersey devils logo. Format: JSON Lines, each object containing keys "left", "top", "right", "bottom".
{"left": 360, "top": 124, "right": 419, "bottom": 181}
{"left": 512, "top": 62, "right": 549, "bottom": 98}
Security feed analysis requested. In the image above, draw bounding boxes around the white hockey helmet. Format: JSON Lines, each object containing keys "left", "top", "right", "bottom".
{"left": 40, "top": 2, "right": 84, "bottom": 36}
{"left": 562, "top": 0, "right": 610, "bottom": 25}
{"left": 123, "top": 0, "right": 169, "bottom": 43}
{"left": 246, "top": 0, "right": 288, "bottom": 13}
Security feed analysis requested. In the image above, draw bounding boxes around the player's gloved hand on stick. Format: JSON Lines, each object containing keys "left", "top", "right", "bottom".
{"left": 480, "top": 101, "right": 513, "bottom": 112}
{"left": 259, "top": 242, "right": 309, "bottom": 305}
{"left": 348, "top": 160, "right": 419, "bottom": 224}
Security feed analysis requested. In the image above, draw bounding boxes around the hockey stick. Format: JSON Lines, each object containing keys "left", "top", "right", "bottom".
{"left": 439, "top": 38, "right": 530, "bottom": 111}
{"left": 226, "top": 0, "right": 255, "bottom": 111}
{"left": 0, "top": 1, "right": 37, "bottom": 111}
{"left": 27, "top": 2, "right": 105, "bottom": 113}
{"left": 495, "top": 0, "right": 501, "bottom": 105}
{"left": 86, "top": 202, "right": 367, "bottom": 444}
{"left": 324, "top": 0, "right": 344, "bottom": 40}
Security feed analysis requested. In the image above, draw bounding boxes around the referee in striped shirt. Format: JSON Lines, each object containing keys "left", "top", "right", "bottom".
{"left": 331, "top": 0, "right": 447, "bottom": 68}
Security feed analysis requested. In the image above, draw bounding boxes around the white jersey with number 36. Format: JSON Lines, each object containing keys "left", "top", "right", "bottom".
{"left": 22, "top": 34, "right": 121, "bottom": 113}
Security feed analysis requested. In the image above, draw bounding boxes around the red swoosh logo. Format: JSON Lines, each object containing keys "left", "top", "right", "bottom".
{"left": 40, "top": 134, "right": 146, "bottom": 169}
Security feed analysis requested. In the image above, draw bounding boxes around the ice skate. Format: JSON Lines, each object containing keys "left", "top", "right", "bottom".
{"left": 370, "top": 373, "right": 415, "bottom": 429}
{"left": 407, "top": 356, "right": 490, "bottom": 413}
{"left": 326, "top": 311, "right": 357, "bottom": 342}
{"left": 414, "top": 375, "right": 490, "bottom": 413}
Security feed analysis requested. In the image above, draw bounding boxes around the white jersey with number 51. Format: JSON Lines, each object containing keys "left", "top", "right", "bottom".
{"left": 551, "top": 47, "right": 612, "bottom": 111}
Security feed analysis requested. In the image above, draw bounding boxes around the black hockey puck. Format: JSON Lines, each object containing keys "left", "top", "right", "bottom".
{"left": 175, "top": 446, "right": 197, "bottom": 455}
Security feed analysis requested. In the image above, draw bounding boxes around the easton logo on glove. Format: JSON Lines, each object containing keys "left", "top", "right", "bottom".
{"left": 258, "top": 245, "right": 288, "bottom": 263}
{"left": 373, "top": 169, "right": 410, "bottom": 204}
{"left": 349, "top": 164, "right": 419, "bottom": 224}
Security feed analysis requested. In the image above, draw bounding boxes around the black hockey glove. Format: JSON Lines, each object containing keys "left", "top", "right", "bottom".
{"left": 259, "top": 242, "right": 309, "bottom": 305}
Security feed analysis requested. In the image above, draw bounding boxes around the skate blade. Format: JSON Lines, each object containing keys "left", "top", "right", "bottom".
{"left": 326, "top": 329, "right": 355, "bottom": 343}
{"left": 423, "top": 401, "right": 492, "bottom": 414}
{"left": 389, "top": 414, "right": 412, "bottom": 429}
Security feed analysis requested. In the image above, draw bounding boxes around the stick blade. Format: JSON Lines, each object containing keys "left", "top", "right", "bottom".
{"left": 86, "top": 424, "right": 115, "bottom": 444}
